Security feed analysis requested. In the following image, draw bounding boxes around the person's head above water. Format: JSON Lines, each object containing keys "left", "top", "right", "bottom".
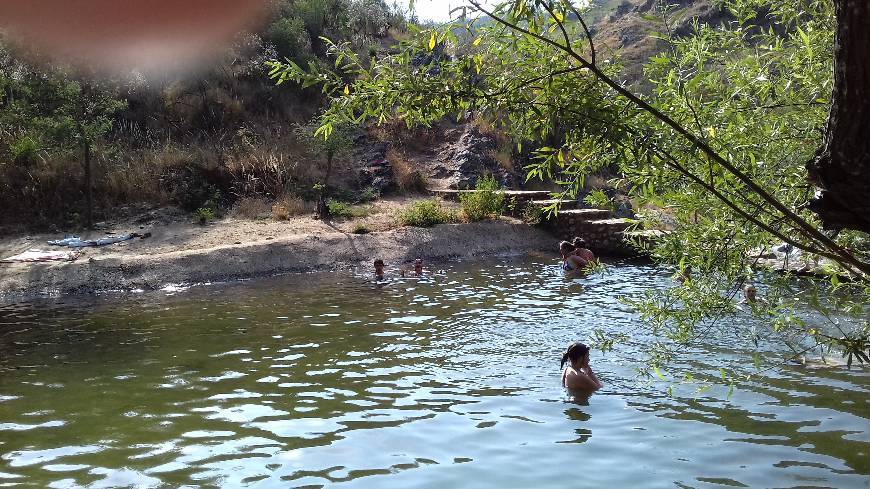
{"left": 374, "top": 258, "right": 385, "bottom": 277}
{"left": 559, "top": 241, "right": 575, "bottom": 257}
{"left": 743, "top": 284, "right": 757, "bottom": 302}
{"left": 414, "top": 258, "right": 423, "bottom": 275}
{"left": 572, "top": 237, "right": 588, "bottom": 249}
{"left": 560, "top": 341, "right": 590, "bottom": 369}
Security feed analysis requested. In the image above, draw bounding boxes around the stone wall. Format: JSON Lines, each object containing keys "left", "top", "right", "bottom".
{"left": 544, "top": 209, "right": 638, "bottom": 256}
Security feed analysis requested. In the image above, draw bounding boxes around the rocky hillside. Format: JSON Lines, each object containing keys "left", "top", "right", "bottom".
{"left": 587, "top": 0, "right": 728, "bottom": 84}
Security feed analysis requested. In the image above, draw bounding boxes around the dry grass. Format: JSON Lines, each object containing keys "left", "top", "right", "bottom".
{"left": 272, "top": 195, "right": 313, "bottom": 220}
{"left": 488, "top": 148, "right": 515, "bottom": 173}
{"left": 585, "top": 174, "right": 611, "bottom": 189}
{"left": 371, "top": 118, "right": 437, "bottom": 152}
{"left": 386, "top": 148, "right": 427, "bottom": 193}
{"left": 231, "top": 196, "right": 272, "bottom": 219}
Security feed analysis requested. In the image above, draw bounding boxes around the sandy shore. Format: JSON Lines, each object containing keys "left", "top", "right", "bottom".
{"left": 0, "top": 204, "right": 557, "bottom": 302}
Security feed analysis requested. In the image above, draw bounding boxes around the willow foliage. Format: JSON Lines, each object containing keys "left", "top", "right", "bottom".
{"left": 268, "top": 0, "right": 869, "bottom": 376}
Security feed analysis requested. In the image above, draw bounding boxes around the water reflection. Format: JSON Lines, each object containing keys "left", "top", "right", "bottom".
{"left": 0, "top": 256, "right": 867, "bottom": 488}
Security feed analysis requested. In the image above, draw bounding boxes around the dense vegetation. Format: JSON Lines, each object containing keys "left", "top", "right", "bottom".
{"left": 0, "top": 0, "right": 406, "bottom": 228}
{"left": 269, "top": 0, "right": 869, "bottom": 374}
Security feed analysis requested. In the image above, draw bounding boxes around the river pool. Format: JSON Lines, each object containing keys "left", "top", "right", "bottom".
{"left": 0, "top": 257, "right": 867, "bottom": 488}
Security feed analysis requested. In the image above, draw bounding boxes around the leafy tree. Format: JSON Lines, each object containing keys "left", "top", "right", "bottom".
{"left": 0, "top": 48, "right": 125, "bottom": 227}
{"left": 50, "top": 77, "right": 125, "bottom": 228}
{"left": 294, "top": 119, "right": 355, "bottom": 218}
{"left": 266, "top": 16, "right": 314, "bottom": 62}
{"left": 268, "top": 0, "right": 869, "bottom": 375}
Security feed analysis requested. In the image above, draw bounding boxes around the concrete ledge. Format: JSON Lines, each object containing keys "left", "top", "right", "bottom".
{"left": 531, "top": 199, "right": 579, "bottom": 210}
{"left": 0, "top": 220, "right": 558, "bottom": 303}
{"left": 556, "top": 208, "right": 612, "bottom": 220}
{"left": 430, "top": 189, "right": 552, "bottom": 201}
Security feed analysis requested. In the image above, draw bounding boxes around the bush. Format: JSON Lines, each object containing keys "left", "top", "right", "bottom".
{"left": 521, "top": 202, "right": 545, "bottom": 225}
{"left": 9, "top": 135, "right": 41, "bottom": 165}
{"left": 358, "top": 187, "right": 377, "bottom": 203}
{"left": 352, "top": 223, "right": 370, "bottom": 234}
{"left": 160, "top": 164, "right": 229, "bottom": 212}
{"left": 265, "top": 16, "right": 313, "bottom": 62}
{"left": 396, "top": 198, "right": 457, "bottom": 227}
{"left": 387, "top": 148, "right": 427, "bottom": 193}
{"left": 231, "top": 197, "right": 272, "bottom": 219}
{"left": 327, "top": 199, "right": 353, "bottom": 218}
{"left": 460, "top": 175, "right": 505, "bottom": 221}
{"left": 195, "top": 206, "right": 216, "bottom": 224}
{"left": 272, "top": 195, "right": 311, "bottom": 220}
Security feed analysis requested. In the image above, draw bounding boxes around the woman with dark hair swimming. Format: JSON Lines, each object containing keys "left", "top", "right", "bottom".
{"left": 561, "top": 342, "right": 603, "bottom": 391}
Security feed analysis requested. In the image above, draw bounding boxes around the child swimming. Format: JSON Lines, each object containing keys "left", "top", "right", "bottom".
{"left": 560, "top": 342, "right": 603, "bottom": 391}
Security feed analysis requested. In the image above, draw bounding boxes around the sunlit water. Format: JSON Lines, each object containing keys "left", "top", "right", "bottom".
{"left": 0, "top": 257, "right": 867, "bottom": 488}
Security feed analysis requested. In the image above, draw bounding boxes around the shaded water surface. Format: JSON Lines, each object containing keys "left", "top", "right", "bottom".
{"left": 0, "top": 257, "right": 867, "bottom": 488}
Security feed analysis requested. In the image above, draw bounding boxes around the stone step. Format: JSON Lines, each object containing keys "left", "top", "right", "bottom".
{"left": 530, "top": 199, "right": 578, "bottom": 210}
{"left": 623, "top": 229, "right": 670, "bottom": 239}
{"left": 623, "top": 229, "right": 670, "bottom": 247}
{"left": 556, "top": 208, "right": 612, "bottom": 220}
{"left": 429, "top": 189, "right": 552, "bottom": 201}
{"left": 584, "top": 218, "right": 636, "bottom": 232}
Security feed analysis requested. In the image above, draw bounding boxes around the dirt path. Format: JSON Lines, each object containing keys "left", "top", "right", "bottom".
{"left": 0, "top": 199, "right": 557, "bottom": 302}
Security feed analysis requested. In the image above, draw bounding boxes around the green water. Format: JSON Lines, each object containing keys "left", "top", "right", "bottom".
{"left": 0, "top": 257, "right": 867, "bottom": 488}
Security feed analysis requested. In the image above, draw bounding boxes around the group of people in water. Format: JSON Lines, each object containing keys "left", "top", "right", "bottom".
{"left": 373, "top": 235, "right": 599, "bottom": 280}
{"left": 559, "top": 237, "right": 598, "bottom": 271}
{"left": 372, "top": 237, "right": 604, "bottom": 392}
{"left": 373, "top": 257, "right": 425, "bottom": 281}
{"left": 559, "top": 237, "right": 602, "bottom": 391}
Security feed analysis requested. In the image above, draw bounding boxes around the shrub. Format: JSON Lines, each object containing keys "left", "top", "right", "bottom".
{"left": 231, "top": 197, "right": 272, "bottom": 219}
{"left": 272, "top": 195, "right": 311, "bottom": 220}
{"left": 227, "top": 151, "right": 300, "bottom": 200}
{"left": 358, "top": 187, "right": 377, "bottom": 203}
{"left": 9, "top": 135, "right": 41, "bottom": 165}
{"left": 352, "top": 223, "right": 370, "bottom": 234}
{"left": 195, "top": 206, "right": 216, "bottom": 224}
{"left": 387, "top": 148, "right": 427, "bottom": 193}
{"left": 460, "top": 175, "right": 505, "bottom": 221}
{"left": 396, "top": 198, "right": 457, "bottom": 227}
{"left": 488, "top": 147, "right": 514, "bottom": 173}
{"left": 265, "top": 16, "right": 313, "bottom": 62}
{"left": 521, "top": 202, "right": 545, "bottom": 225}
{"left": 160, "top": 164, "right": 229, "bottom": 212}
{"left": 327, "top": 199, "right": 352, "bottom": 218}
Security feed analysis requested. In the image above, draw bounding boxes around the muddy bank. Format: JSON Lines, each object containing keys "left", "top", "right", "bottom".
{"left": 0, "top": 220, "right": 556, "bottom": 303}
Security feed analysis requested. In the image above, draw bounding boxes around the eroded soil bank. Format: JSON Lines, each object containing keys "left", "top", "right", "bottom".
{"left": 0, "top": 217, "right": 557, "bottom": 303}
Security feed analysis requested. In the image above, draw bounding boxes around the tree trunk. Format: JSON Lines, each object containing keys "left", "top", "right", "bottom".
{"left": 316, "top": 152, "right": 335, "bottom": 220}
{"left": 807, "top": 0, "right": 870, "bottom": 233}
{"left": 325, "top": 151, "right": 334, "bottom": 188}
{"left": 84, "top": 140, "right": 93, "bottom": 229}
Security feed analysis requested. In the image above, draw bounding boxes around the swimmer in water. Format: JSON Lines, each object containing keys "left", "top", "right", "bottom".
{"left": 571, "top": 237, "right": 597, "bottom": 265}
{"left": 374, "top": 258, "right": 385, "bottom": 280}
{"left": 742, "top": 284, "right": 757, "bottom": 303}
{"left": 399, "top": 257, "right": 426, "bottom": 278}
{"left": 560, "top": 241, "right": 588, "bottom": 271}
{"left": 561, "top": 342, "right": 602, "bottom": 391}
